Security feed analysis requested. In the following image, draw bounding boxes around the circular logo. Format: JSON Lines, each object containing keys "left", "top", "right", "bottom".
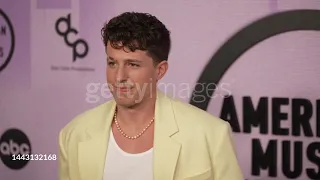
{"left": 0, "top": 128, "right": 31, "bottom": 170}
{"left": 0, "top": 8, "right": 15, "bottom": 73}
{"left": 189, "top": 9, "right": 320, "bottom": 110}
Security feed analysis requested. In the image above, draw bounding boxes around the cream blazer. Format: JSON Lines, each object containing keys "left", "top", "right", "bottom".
{"left": 58, "top": 91, "right": 244, "bottom": 180}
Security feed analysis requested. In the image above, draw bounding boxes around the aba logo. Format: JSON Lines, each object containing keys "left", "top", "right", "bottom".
{"left": 0, "top": 8, "right": 15, "bottom": 73}
{"left": 55, "top": 13, "right": 89, "bottom": 62}
{"left": 0, "top": 128, "right": 31, "bottom": 170}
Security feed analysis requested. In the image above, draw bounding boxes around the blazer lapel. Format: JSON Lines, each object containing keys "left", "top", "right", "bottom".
{"left": 78, "top": 101, "right": 116, "bottom": 180}
{"left": 76, "top": 91, "right": 181, "bottom": 180}
{"left": 153, "top": 92, "right": 181, "bottom": 180}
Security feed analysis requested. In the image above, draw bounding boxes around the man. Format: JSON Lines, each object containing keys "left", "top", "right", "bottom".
{"left": 58, "top": 12, "right": 244, "bottom": 180}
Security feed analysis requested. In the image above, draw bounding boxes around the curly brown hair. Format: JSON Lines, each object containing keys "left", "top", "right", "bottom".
{"left": 101, "top": 12, "right": 171, "bottom": 64}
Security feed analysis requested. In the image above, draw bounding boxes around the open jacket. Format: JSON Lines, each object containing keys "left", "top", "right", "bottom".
{"left": 58, "top": 91, "right": 244, "bottom": 180}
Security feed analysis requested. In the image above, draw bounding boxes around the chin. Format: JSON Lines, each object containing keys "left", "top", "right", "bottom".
{"left": 114, "top": 98, "right": 138, "bottom": 108}
{"left": 112, "top": 93, "right": 136, "bottom": 106}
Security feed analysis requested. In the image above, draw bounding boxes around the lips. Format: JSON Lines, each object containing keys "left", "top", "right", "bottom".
{"left": 114, "top": 86, "right": 132, "bottom": 93}
{"left": 118, "top": 87, "right": 129, "bottom": 91}
{"left": 110, "top": 83, "right": 134, "bottom": 93}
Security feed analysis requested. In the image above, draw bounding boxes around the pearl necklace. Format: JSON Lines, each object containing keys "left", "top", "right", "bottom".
{"left": 114, "top": 112, "right": 154, "bottom": 140}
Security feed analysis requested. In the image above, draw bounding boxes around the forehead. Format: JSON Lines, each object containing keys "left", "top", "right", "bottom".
{"left": 106, "top": 42, "right": 149, "bottom": 61}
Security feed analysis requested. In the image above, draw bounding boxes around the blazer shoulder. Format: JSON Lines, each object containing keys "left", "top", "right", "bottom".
{"left": 59, "top": 100, "right": 114, "bottom": 137}
{"left": 169, "top": 97, "right": 229, "bottom": 131}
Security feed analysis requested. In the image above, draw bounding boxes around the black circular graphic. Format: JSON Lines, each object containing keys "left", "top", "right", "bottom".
{"left": 0, "top": 128, "right": 31, "bottom": 170}
{"left": 0, "top": 8, "right": 15, "bottom": 73}
{"left": 189, "top": 9, "right": 320, "bottom": 110}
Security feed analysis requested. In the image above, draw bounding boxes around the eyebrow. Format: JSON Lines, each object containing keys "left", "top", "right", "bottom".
{"left": 107, "top": 56, "right": 142, "bottom": 63}
{"left": 126, "top": 59, "right": 142, "bottom": 63}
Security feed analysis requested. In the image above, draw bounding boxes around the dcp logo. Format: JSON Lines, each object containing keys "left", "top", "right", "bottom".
{"left": 55, "top": 13, "right": 89, "bottom": 62}
{"left": 0, "top": 128, "right": 31, "bottom": 170}
{"left": 0, "top": 8, "right": 15, "bottom": 73}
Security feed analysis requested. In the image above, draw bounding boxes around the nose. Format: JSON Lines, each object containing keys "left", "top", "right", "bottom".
{"left": 116, "top": 65, "right": 127, "bottom": 82}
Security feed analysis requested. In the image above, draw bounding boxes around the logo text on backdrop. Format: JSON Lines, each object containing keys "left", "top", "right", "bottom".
{"left": 52, "top": 13, "right": 94, "bottom": 72}
{"left": 0, "top": 128, "right": 31, "bottom": 170}
{"left": 190, "top": 10, "right": 320, "bottom": 180}
{"left": 55, "top": 13, "right": 89, "bottom": 62}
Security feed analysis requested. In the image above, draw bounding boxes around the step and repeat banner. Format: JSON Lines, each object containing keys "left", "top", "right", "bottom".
{"left": 1, "top": 0, "right": 320, "bottom": 179}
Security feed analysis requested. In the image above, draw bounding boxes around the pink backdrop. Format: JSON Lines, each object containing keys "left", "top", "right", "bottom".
{"left": 1, "top": 0, "right": 320, "bottom": 179}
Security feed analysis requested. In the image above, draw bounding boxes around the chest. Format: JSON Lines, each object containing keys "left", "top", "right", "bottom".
{"left": 103, "top": 130, "right": 154, "bottom": 180}
{"left": 111, "top": 123, "right": 154, "bottom": 154}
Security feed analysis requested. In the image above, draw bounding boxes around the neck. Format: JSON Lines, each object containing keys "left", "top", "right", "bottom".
{"left": 115, "top": 93, "right": 156, "bottom": 128}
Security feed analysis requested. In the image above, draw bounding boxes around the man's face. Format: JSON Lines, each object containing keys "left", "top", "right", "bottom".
{"left": 106, "top": 42, "right": 165, "bottom": 107}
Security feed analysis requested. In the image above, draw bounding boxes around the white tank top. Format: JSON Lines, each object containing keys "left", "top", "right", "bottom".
{"left": 103, "top": 130, "right": 153, "bottom": 180}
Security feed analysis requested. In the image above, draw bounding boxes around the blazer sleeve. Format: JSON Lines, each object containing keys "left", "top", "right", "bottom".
{"left": 209, "top": 122, "right": 244, "bottom": 180}
{"left": 59, "top": 129, "right": 70, "bottom": 180}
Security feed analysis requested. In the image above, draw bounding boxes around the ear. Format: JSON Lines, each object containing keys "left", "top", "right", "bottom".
{"left": 156, "top": 61, "right": 168, "bottom": 81}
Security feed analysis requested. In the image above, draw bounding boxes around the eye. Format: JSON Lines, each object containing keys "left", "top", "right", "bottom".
{"left": 129, "top": 63, "right": 140, "bottom": 67}
{"left": 108, "top": 61, "right": 116, "bottom": 66}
